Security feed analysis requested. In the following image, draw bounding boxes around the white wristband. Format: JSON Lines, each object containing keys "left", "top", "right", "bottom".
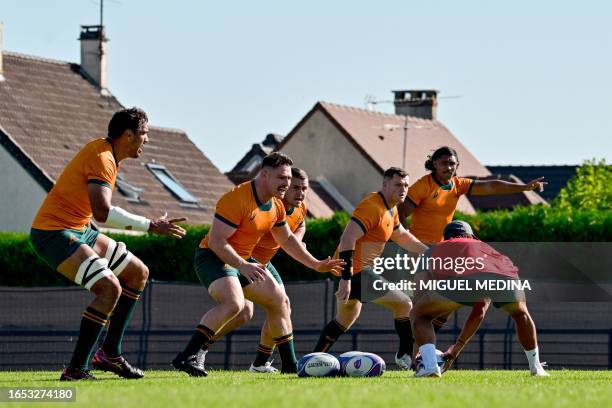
{"left": 105, "top": 206, "right": 151, "bottom": 232}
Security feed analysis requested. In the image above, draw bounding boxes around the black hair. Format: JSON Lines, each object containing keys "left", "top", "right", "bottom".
{"left": 383, "top": 167, "right": 409, "bottom": 179}
{"left": 261, "top": 152, "right": 293, "bottom": 168}
{"left": 291, "top": 167, "right": 308, "bottom": 181}
{"left": 424, "top": 146, "right": 459, "bottom": 172}
{"left": 107, "top": 107, "right": 148, "bottom": 140}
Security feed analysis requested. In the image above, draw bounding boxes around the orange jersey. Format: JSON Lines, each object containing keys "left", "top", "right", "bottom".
{"left": 346, "top": 192, "right": 400, "bottom": 274}
{"left": 406, "top": 174, "right": 474, "bottom": 243}
{"left": 251, "top": 201, "right": 307, "bottom": 264}
{"left": 199, "top": 181, "right": 286, "bottom": 259}
{"left": 32, "top": 138, "right": 117, "bottom": 231}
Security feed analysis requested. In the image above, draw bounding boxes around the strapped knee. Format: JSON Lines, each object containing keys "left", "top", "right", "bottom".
{"left": 76, "top": 256, "right": 113, "bottom": 290}
{"left": 104, "top": 238, "right": 133, "bottom": 276}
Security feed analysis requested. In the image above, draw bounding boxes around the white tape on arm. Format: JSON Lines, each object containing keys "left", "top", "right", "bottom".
{"left": 105, "top": 206, "right": 151, "bottom": 232}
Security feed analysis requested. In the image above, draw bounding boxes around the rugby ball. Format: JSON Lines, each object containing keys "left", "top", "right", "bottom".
{"left": 339, "top": 351, "right": 385, "bottom": 377}
{"left": 297, "top": 352, "right": 340, "bottom": 377}
{"left": 414, "top": 349, "right": 445, "bottom": 369}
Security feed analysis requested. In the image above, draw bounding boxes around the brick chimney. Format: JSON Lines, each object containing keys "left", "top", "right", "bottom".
{"left": 392, "top": 89, "right": 438, "bottom": 120}
{"left": 79, "top": 25, "right": 108, "bottom": 90}
{"left": 0, "top": 22, "right": 5, "bottom": 82}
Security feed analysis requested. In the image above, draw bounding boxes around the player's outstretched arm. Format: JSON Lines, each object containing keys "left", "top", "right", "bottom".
{"left": 390, "top": 225, "right": 429, "bottom": 255}
{"left": 148, "top": 213, "right": 187, "bottom": 238}
{"left": 442, "top": 300, "right": 490, "bottom": 373}
{"left": 470, "top": 177, "right": 547, "bottom": 196}
{"left": 271, "top": 223, "right": 344, "bottom": 274}
{"left": 88, "top": 183, "right": 186, "bottom": 238}
{"left": 208, "top": 218, "right": 267, "bottom": 283}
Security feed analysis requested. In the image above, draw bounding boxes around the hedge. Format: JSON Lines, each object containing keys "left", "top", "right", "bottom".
{"left": 1, "top": 206, "right": 610, "bottom": 286}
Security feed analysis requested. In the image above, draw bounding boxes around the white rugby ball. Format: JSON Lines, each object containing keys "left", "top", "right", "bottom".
{"left": 339, "top": 351, "right": 386, "bottom": 377}
{"left": 297, "top": 352, "right": 340, "bottom": 377}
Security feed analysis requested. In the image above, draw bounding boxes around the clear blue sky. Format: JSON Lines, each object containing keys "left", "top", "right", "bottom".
{"left": 3, "top": 0, "right": 611, "bottom": 171}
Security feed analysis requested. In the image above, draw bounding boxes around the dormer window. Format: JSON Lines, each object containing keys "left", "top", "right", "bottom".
{"left": 116, "top": 173, "right": 144, "bottom": 203}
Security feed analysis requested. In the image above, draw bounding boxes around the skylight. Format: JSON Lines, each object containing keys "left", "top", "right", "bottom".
{"left": 146, "top": 164, "right": 199, "bottom": 204}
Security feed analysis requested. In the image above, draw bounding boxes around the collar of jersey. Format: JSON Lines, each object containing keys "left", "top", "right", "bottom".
{"left": 251, "top": 180, "right": 272, "bottom": 211}
{"left": 432, "top": 174, "right": 454, "bottom": 191}
{"left": 377, "top": 192, "right": 395, "bottom": 217}
{"left": 286, "top": 206, "right": 296, "bottom": 216}
{"left": 105, "top": 137, "right": 119, "bottom": 166}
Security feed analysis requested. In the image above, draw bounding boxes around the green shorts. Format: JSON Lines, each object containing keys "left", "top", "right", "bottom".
{"left": 333, "top": 266, "right": 392, "bottom": 303}
{"left": 194, "top": 248, "right": 283, "bottom": 288}
{"left": 30, "top": 227, "right": 100, "bottom": 269}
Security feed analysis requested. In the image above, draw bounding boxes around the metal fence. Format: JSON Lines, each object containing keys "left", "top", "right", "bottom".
{"left": 1, "top": 281, "right": 611, "bottom": 370}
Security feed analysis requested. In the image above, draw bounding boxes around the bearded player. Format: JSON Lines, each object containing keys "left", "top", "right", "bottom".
{"left": 30, "top": 108, "right": 186, "bottom": 381}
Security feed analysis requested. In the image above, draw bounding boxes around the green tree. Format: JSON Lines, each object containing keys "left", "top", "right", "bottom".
{"left": 555, "top": 159, "right": 612, "bottom": 211}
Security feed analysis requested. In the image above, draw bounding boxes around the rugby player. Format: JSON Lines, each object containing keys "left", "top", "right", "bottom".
{"left": 30, "top": 108, "right": 187, "bottom": 381}
{"left": 203, "top": 167, "right": 311, "bottom": 373}
{"left": 411, "top": 220, "right": 549, "bottom": 377}
{"left": 313, "top": 168, "right": 428, "bottom": 370}
{"left": 173, "top": 154, "right": 343, "bottom": 376}
{"left": 398, "top": 146, "right": 546, "bottom": 358}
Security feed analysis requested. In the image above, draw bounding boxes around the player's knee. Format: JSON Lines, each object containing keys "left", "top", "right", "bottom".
{"left": 92, "top": 276, "right": 122, "bottom": 302}
{"left": 236, "top": 302, "right": 254, "bottom": 324}
{"left": 281, "top": 294, "right": 291, "bottom": 316}
{"left": 260, "top": 287, "right": 286, "bottom": 312}
{"left": 138, "top": 263, "right": 149, "bottom": 282}
{"left": 223, "top": 298, "right": 246, "bottom": 317}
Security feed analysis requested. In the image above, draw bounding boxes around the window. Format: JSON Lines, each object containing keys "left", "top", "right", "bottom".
{"left": 115, "top": 173, "right": 144, "bottom": 203}
{"left": 147, "top": 164, "right": 199, "bottom": 204}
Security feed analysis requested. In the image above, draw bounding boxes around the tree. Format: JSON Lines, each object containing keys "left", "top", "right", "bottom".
{"left": 555, "top": 159, "right": 612, "bottom": 211}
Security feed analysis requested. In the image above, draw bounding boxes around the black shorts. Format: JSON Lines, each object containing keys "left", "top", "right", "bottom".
{"left": 333, "top": 266, "right": 395, "bottom": 303}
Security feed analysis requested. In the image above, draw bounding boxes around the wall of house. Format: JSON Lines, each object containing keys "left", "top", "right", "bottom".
{"left": 0, "top": 145, "right": 47, "bottom": 232}
{"left": 280, "top": 110, "right": 383, "bottom": 206}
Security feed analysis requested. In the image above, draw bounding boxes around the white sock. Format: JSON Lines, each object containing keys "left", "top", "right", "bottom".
{"left": 525, "top": 347, "right": 542, "bottom": 371}
{"left": 419, "top": 343, "right": 437, "bottom": 370}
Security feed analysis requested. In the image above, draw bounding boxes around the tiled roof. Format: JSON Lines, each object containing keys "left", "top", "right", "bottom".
{"left": 0, "top": 51, "right": 233, "bottom": 225}
{"left": 487, "top": 165, "right": 578, "bottom": 201}
{"left": 277, "top": 102, "right": 495, "bottom": 213}
{"left": 277, "top": 101, "right": 550, "bottom": 213}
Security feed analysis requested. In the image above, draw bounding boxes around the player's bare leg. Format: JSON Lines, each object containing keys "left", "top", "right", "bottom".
{"left": 214, "top": 301, "right": 255, "bottom": 339}
{"left": 411, "top": 291, "right": 461, "bottom": 377}
{"left": 372, "top": 290, "right": 415, "bottom": 369}
{"left": 70, "top": 234, "right": 147, "bottom": 379}
{"left": 243, "top": 276, "right": 296, "bottom": 373}
{"left": 501, "top": 302, "right": 548, "bottom": 376}
{"left": 313, "top": 299, "right": 361, "bottom": 352}
{"left": 56, "top": 245, "right": 121, "bottom": 380}
{"left": 173, "top": 277, "right": 246, "bottom": 377}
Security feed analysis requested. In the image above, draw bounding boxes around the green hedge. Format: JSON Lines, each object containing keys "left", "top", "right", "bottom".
{"left": 1, "top": 207, "right": 610, "bottom": 287}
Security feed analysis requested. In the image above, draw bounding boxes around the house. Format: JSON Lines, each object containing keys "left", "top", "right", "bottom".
{"left": 0, "top": 25, "right": 233, "bottom": 233}
{"left": 225, "top": 133, "right": 284, "bottom": 185}
{"left": 275, "top": 90, "right": 546, "bottom": 214}
{"left": 227, "top": 134, "right": 343, "bottom": 219}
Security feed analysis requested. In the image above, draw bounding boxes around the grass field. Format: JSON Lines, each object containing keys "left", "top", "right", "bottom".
{"left": 1, "top": 370, "right": 611, "bottom": 408}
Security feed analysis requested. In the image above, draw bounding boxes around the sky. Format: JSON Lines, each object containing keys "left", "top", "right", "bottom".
{"left": 2, "top": 0, "right": 611, "bottom": 172}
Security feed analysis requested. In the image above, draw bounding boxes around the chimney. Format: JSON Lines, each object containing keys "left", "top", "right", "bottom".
{"left": 79, "top": 25, "right": 108, "bottom": 90}
{"left": 392, "top": 89, "right": 438, "bottom": 120}
{"left": 0, "top": 22, "right": 5, "bottom": 82}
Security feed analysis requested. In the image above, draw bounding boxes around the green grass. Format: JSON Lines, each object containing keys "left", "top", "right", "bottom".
{"left": 0, "top": 370, "right": 610, "bottom": 408}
